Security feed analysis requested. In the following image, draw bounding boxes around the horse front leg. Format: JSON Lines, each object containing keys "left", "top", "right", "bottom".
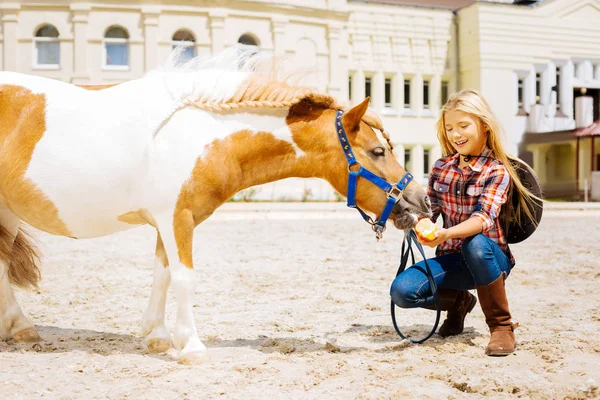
{"left": 154, "top": 208, "right": 206, "bottom": 365}
{"left": 141, "top": 233, "right": 172, "bottom": 354}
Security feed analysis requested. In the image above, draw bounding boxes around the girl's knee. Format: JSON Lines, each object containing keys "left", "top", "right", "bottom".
{"left": 390, "top": 278, "right": 420, "bottom": 309}
{"left": 461, "top": 234, "right": 491, "bottom": 262}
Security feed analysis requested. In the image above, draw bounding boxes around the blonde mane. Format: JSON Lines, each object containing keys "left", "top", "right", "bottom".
{"left": 149, "top": 45, "right": 387, "bottom": 144}
{"left": 182, "top": 76, "right": 338, "bottom": 112}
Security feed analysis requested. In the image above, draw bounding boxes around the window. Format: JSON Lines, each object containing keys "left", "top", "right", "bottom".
{"left": 365, "top": 77, "right": 372, "bottom": 100}
{"left": 555, "top": 67, "right": 561, "bottom": 111}
{"left": 238, "top": 33, "right": 259, "bottom": 46}
{"left": 423, "top": 149, "right": 431, "bottom": 174}
{"left": 34, "top": 25, "right": 60, "bottom": 67}
{"left": 441, "top": 81, "right": 449, "bottom": 106}
{"left": 423, "top": 80, "right": 430, "bottom": 109}
{"left": 104, "top": 27, "right": 129, "bottom": 68}
{"left": 404, "top": 79, "right": 411, "bottom": 108}
{"left": 172, "top": 30, "right": 196, "bottom": 63}
{"left": 384, "top": 78, "right": 392, "bottom": 107}
{"left": 518, "top": 79, "right": 524, "bottom": 109}
{"left": 535, "top": 72, "right": 541, "bottom": 104}
{"left": 404, "top": 148, "right": 412, "bottom": 172}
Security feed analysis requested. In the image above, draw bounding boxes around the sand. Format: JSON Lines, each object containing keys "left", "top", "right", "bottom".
{"left": 1, "top": 205, "right": 599, "bottom": 399}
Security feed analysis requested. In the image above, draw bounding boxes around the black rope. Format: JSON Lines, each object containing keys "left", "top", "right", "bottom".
{"left": 390, "top": 230, "right": 441, "bottom": 344}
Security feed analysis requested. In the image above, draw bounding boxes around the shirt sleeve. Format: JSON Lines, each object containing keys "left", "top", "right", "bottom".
{"left": 470, "top": 164, "right": 510, "bottom": 232}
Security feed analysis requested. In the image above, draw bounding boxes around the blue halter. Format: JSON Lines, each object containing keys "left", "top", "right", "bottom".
{"left": 335, "top": 109, "right": 413, "bottom": 240}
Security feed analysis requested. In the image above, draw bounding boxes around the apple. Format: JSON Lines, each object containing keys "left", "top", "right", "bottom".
{"left": 415, "top": 218, "right": 439, "bottom": 241}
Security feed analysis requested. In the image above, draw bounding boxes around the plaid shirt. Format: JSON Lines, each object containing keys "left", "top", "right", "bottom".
{"left": 428, "top": 148, "right": 515, "bottom": 265}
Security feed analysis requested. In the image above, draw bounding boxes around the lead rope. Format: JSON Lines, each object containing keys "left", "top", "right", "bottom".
{"left": 390, "top": 230, "right": 441, "bottom": 344}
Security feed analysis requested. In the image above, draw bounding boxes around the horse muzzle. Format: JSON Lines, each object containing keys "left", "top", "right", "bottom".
{"left": 391, "top": 194, "right": 432, "bottom": 230}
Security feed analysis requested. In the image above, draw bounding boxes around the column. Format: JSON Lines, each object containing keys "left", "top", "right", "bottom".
{"left": 397, "top": 72, "right": 405, "bottom": 113}
{"left": 142, "top": 6, "right": 160, "bottom": 72}
{"left": 575, "top": 60, "right": 593, "bottom": 81}
{"left": 430, "top": 145, "right": 442, "bottom": 165}
{"left": 209, "top": 9, "right": 227, "bottom": 53}
{"left": 271, "top": 17, "right": 287, "bottom": 57}
{"left": 70, "top": 4, "right": 91, "bottom": 83}
{"left": 411, "top": 144, "right": 425, "bottom": 184}
{"left": 0, "top": 4, "right": 20, "bottom": 72}
{"left": 575, "top": 94, "right": 593, "bottom": 128}
{"left": 523, "top": 67, "right": 535, "bottom": 113}
{"left": 575, "top": 61, "right": 584, "bottom": 81}
{"left": 372, "top": 70, "right": 385, "bottom": 111}
{"left": 413, "top": 74, "right": 423, "bottom": 115}
{"left": 563, "top": 61, "right": 575, "bottom": 119}
{"left": 532, "top": 145, "right": 547, "bottom": 185}
{"left": 394, "top": 144, "right": 405, "bottom": 166}
{"left": 430, "top": 74, "right": 441, "bottom": 116}
{"left": 326, "top": 23, "right": 342, "bottom": 100}
{"left": 352, "top": 70, "right": 365, "bottom": 105}
{"left": 534, "top": 63, "right": 549, "bottom": 105}
{"left": 578, "top": 139, "right": 587, "bottom": 191}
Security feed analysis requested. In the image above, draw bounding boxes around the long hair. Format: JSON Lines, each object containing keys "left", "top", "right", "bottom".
{"left": 0, "top": 225, "right": 41, "bottom": 289}
{"left": 435, "top": 89, "right": 540, "bottom": 228}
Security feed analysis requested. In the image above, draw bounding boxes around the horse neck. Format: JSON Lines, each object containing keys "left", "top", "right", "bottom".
{"left": 205, "top": 111, "right": 331, "bottom": 199}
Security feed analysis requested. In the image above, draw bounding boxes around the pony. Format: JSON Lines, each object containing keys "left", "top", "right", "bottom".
{"left": 0, "top": 46, "right": 431, "bottom": 364}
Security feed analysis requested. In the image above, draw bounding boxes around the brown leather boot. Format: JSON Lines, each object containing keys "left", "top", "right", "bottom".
{"left": 476, "top": 274, "right": 517, "bottom": 356}
{"left": 424, "top": 290, "right": 477, "bottom": 337}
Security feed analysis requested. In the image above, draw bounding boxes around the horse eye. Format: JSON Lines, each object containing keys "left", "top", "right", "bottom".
{"left": 371, "top": 147, "right": 386, "bottom": 157}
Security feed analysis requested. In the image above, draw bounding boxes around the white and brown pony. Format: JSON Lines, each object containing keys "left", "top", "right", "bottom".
{"left": 0, "top": 47, "right": 430, "bottom": 364}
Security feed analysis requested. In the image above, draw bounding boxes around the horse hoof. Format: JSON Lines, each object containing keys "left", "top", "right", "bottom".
{"left": 147, "top": 337, "right": 171, "bottom": 354}
{"left": 13, "top": 328, "right": 41, "bottom": 343}
{"left": 178, "top": 350, "right": 209, "bottom": 365}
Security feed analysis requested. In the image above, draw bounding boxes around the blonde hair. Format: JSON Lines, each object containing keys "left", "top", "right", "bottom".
{"left": 436, "top": 89, "right": 540, "bottom": 228}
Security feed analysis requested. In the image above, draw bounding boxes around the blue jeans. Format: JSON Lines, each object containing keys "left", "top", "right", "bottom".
{"left": 390, "top": 234, "right": 512, "bottom": 309}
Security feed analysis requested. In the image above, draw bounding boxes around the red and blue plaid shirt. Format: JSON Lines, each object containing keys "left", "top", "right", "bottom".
{"left": 428, "top": 148, "right": 515, "bottom": 265}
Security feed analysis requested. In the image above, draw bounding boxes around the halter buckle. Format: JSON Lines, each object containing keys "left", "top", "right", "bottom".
{"left": 387, "top": 185, "right": 403, "bottom": 200}
{"left": 348, "top": 161, "right": 361, "bottom": 173}
{"left": 372, "top": 224, "right": 386, "bottom": 241}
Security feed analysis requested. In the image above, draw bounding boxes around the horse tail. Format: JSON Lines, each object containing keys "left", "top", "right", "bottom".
{"left": 0, "top": 225, "right": 41, "bottom": 289}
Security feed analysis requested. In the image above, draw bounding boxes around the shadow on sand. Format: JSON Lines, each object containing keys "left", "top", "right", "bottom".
{"left": 0, "top": 322, "right": 484, "bottom": 359}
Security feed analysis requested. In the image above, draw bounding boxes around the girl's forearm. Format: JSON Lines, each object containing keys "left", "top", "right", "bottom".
{"left": 446, "top": 217, "right": 483, "bottom": 240}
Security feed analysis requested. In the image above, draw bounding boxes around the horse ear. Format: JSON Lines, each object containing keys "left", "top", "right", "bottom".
{"left": 342, "top": 97, "right": 370, "bottom": 133}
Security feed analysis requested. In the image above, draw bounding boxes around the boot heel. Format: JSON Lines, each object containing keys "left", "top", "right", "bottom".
{"left": 466, "top": 293, "right": 477, "bottom": 314}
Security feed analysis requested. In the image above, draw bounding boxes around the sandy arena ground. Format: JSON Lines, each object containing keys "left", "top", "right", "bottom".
{"left": 1, "top": 204, "right": 599, "bottom": 399}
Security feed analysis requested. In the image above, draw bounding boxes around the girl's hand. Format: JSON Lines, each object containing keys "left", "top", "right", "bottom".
{"left": 417, "top": 227, "right": 449, "bottom": 248}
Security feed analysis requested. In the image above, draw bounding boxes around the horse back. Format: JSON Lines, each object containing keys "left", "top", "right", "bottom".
{"left": 0, "top": 73, "right": 154, "bottom": 237}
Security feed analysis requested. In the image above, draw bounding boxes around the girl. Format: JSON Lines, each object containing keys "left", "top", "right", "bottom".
{"left": 390, "top": 89, "right": 539, "bottom": 356}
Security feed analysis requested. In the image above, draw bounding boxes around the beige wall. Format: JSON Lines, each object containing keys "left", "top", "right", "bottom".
{"left": 3, "top": 0, "right": 599, "bottom": 199}
{"left": 0, "top": 0, "right": 455, "bottom": 199}
{"left": 458, "top": 0, "right": 600, "bottom": 157}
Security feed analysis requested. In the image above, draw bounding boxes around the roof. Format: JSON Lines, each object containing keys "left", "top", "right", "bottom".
{"left": 349, "top": 0, "right": 546, "bottom": 10}
{"left": 574, "top": 120, "right": 600, "bottom": 137}
{"left": 349, "top": 0, "right": 476, "bottom": 10}
{"left": 524, "top": 120, "right": 600, "bottom": 144}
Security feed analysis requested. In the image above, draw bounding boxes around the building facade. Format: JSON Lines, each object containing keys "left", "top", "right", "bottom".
{"left": 1, "top": 0, "right": 599, "bottom": 199}
{"left": 457, "top": 0, "right": 600, "bottom": 197}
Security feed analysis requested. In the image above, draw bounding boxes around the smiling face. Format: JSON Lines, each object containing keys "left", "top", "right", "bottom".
{"left": 443, "top": 110, "right": 488, "bottom": 158}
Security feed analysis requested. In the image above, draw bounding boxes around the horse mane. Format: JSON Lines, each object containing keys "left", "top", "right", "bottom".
{"left": 182, "top": 76, "right": 341, "bottom": 113}
{"left": 147, "top": 44, "right": 385, "bottom": 138}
